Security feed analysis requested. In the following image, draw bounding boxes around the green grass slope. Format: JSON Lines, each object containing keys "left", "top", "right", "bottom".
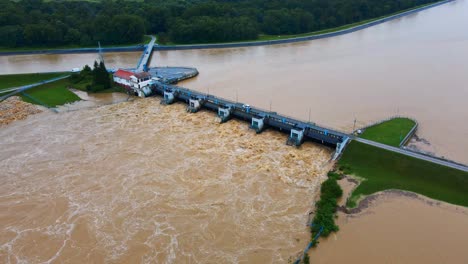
{"left": 360, "top": 117, "right": 416, "bottom": 147}
{"left": 0, "top": 72, "right": 68, "bottom": 91}
{"left": 20, "top": 78, "right": 80, "bottom": 107}
{"left": 339, "top": 141, "right": 468, "bottom": 207}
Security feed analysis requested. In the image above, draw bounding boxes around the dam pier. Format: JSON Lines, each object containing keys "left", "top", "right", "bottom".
{"left": 152, "top": 81, "right": 351, "bottom": 159}
{"left": 113, "top": 39, "right": 468, "bottom": 172}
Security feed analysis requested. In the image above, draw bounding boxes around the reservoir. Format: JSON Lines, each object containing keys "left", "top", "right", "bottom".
{"left": 1, "top": 1, "right": 468, "bottom": 262}
{"left": 1, "top": 0, "right": 467, "bottom": 163}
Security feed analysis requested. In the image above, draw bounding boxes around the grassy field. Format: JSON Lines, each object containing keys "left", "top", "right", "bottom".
{"left": 339, "top": 141, "right": 468, "bottom": 208}
{"left": 20, "top": 78, "right": 81, "bottom": 107}
{"left": 0, "top": 72, "right": 68, "bottom": 91}
{"left": 360, "top": 118, "right": 416, "bottom": 147}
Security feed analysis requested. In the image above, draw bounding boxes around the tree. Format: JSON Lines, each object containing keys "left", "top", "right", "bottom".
{"left": 2, "top": 0, "right": 441, "bottom": 47}
{"left": 107, "top": 15, "right": 146, "bottom": 44}
{"left": 88, "top": 61, "right": 111, "bottom": 92}
{"left": 0, "top": 26, "right": 23, "bottom": 47}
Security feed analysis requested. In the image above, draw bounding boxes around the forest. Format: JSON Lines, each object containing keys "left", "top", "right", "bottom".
{"left": 0, "top": 0, "right": 440, "bottom": 48}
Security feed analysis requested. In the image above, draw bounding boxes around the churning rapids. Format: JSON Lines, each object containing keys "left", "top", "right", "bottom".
{"left": 0, "top": 98, "right": 332, "bottom": 263}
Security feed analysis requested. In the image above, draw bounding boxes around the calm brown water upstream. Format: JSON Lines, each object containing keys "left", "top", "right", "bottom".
{"left": 3, "top": 0, "right": 467, "bottom": 162}
{"left": 1, "top": 1, "right": 468, "bottom": 263}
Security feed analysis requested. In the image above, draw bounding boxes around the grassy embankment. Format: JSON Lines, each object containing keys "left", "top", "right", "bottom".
{"left": 161, "top": 1, "right": 443, "bottom": 45}
{"left": 0, "top": 72, "right": 68, "bottom": 91}
{"left": 360, "top": 117, "right": 416, "bottom": 147}
{"left": 1, "top": 72, "right": 125, "bottom": 107}
{"left": 339, "top": 118, "right": 468, "bottom": 208}
{"left": 20, "top": 77, "right": 81, "bottom": 107}
{"left": 0, "top": 35, "right": 152, "bottom": 53}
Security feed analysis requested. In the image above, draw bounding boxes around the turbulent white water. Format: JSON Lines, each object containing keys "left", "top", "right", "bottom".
{"left": 0, "top": 99, "right": 332, "bottom": 263}
{"left": 3, "top": 0, "right": 467, "bottom": 163}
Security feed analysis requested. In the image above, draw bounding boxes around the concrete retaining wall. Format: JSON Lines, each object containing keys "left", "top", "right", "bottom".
{"left": 399, "top": 122, "right": 419, "bottom": 147}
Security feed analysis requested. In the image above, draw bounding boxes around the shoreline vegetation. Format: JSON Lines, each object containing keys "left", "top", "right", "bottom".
{"left": 338, "top": 116, "right": 468, "bottom": 208}
{"left": 302, "top": 117, "right": 467, "bottom": 262}
{"left": 161, "top": 0, "right": 448, "bottom": 46}
{"left": 0, "top": 0, "right": 449, "bottom": 55}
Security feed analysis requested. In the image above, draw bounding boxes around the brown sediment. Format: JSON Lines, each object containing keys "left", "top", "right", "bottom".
{"left": 336, "top": 175, "right": 358, "bottom": 208}
{"left": 0, "top": 96, "right": 43, "bottom": 126}
{"left": 339, "top": 189, "right": 432, "bottom": 215}
{"left": 0, "top": 98, "right": 333, "bottom": 263}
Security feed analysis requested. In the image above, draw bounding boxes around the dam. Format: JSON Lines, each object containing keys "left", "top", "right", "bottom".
{"left": 114, "top": 32, "right": 468, "bottom": 172}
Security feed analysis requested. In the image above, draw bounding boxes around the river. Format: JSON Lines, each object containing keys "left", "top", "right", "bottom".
{"left": 310, "top": 190, "right": 468, "bottom": 263}
{"left": 1, "top": 0, "right": 468, "bottom": 163}
{"left": 0, "top": 100, "right": 332, "bottom": 263}
{"left": 1, "top": 1, "right": 468, "bottom": 263}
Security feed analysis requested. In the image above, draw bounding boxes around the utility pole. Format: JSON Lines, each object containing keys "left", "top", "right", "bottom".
{"left": 353, "top": 118, "right": 357, "bottom": 133}
{"left": 98, "top": 41, "right": 104, "bottom": 65}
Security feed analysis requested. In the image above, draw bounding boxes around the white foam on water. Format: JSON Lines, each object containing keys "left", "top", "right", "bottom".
{"left": 0, "top": 99, "right": 332, "bottom": 263}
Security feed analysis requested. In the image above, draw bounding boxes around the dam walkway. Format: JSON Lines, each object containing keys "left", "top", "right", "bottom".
{"left": 153, "top": 81, "right": 351, "bottom": 160}
{"left": 147, "top": 79, "right": 468, "bottom": 172}
{"left": 136, "top": 36, "right": 156, "bottom": 72}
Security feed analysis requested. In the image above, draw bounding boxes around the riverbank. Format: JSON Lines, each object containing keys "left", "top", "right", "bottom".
{"left": 309, "top": 189, "right": 468, "bottom": 263}
{"left": 0, "top": 96, "right": 43, "bottom": 126}
{"left": 0, "top": 0, "right": 453, "bottom": 56}
{"left": 0, "top": 72, "right": 68, "bottom": 91}
{"left": 0, "top": 36, "right": 152, "bottom": 56}
{"left": 339, "top": 141, "right": 468, "bottom": 208}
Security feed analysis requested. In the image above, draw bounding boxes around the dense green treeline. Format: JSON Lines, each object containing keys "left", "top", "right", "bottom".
{"left": 0, "top": 0, "right": 440, "bottom": 47}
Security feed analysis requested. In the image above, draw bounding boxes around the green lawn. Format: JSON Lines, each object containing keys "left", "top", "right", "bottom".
{"left": 0, "top": 72, "right": 68, "bottom": 91}
{"left": 339, "top": 141, "right": 468, "bottom": 208}
{"left": 20, "top": 78, "right": 81, "bottom": 107}
{"left": 360, "top": 118, "right": 416, "bottom": 147}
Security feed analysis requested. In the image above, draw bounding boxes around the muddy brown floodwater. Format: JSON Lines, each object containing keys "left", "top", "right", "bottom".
{"left": 0, "top": 99, "right": 333, "bottom": 263}
{"left": 310, "top": 191, "right": 468, "bottom": 264}
{"left": 1, "top": 1, "right": 468, "bottom": 263}
{"left": 3, "top": 0, "right": 467, "bottom": 163}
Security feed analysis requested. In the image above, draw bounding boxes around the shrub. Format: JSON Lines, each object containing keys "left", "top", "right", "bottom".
{"left": 311, "top": 171, "right": 343, "bottom": 238}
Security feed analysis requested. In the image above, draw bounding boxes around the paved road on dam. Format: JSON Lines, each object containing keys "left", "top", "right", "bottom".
{"left": 136, "top": 36, "right": 156, "bottom": 71}
{"left": 355, "top": 137, "right": 468, "bottom": 172}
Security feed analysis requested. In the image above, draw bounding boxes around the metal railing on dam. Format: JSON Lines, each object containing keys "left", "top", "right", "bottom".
{"left": 147, "top": 79, "right": 468, "bottom": 172}
{"left": 151, "top": 81, "right": 351, "bottom": 160}
{"left": 136, "top": 36, "right": 157, "bottom": 72}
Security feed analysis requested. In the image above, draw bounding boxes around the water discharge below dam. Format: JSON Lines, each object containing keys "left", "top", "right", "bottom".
{"left": 2, "top": 0, "right": 468, "bottom": 163}
{"left": 0, "top": 99, "right": 333, "bottom": 263}
{"left": 1, "top": 0, "right": 468, "bottom": 263}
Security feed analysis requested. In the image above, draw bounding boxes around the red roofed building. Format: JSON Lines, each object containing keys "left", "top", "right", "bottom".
{"left": 113, "top": 69, "right": 135, "bottom": 88}
{"left": 113, "top": 69, "right": 156, "bottom": 97}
